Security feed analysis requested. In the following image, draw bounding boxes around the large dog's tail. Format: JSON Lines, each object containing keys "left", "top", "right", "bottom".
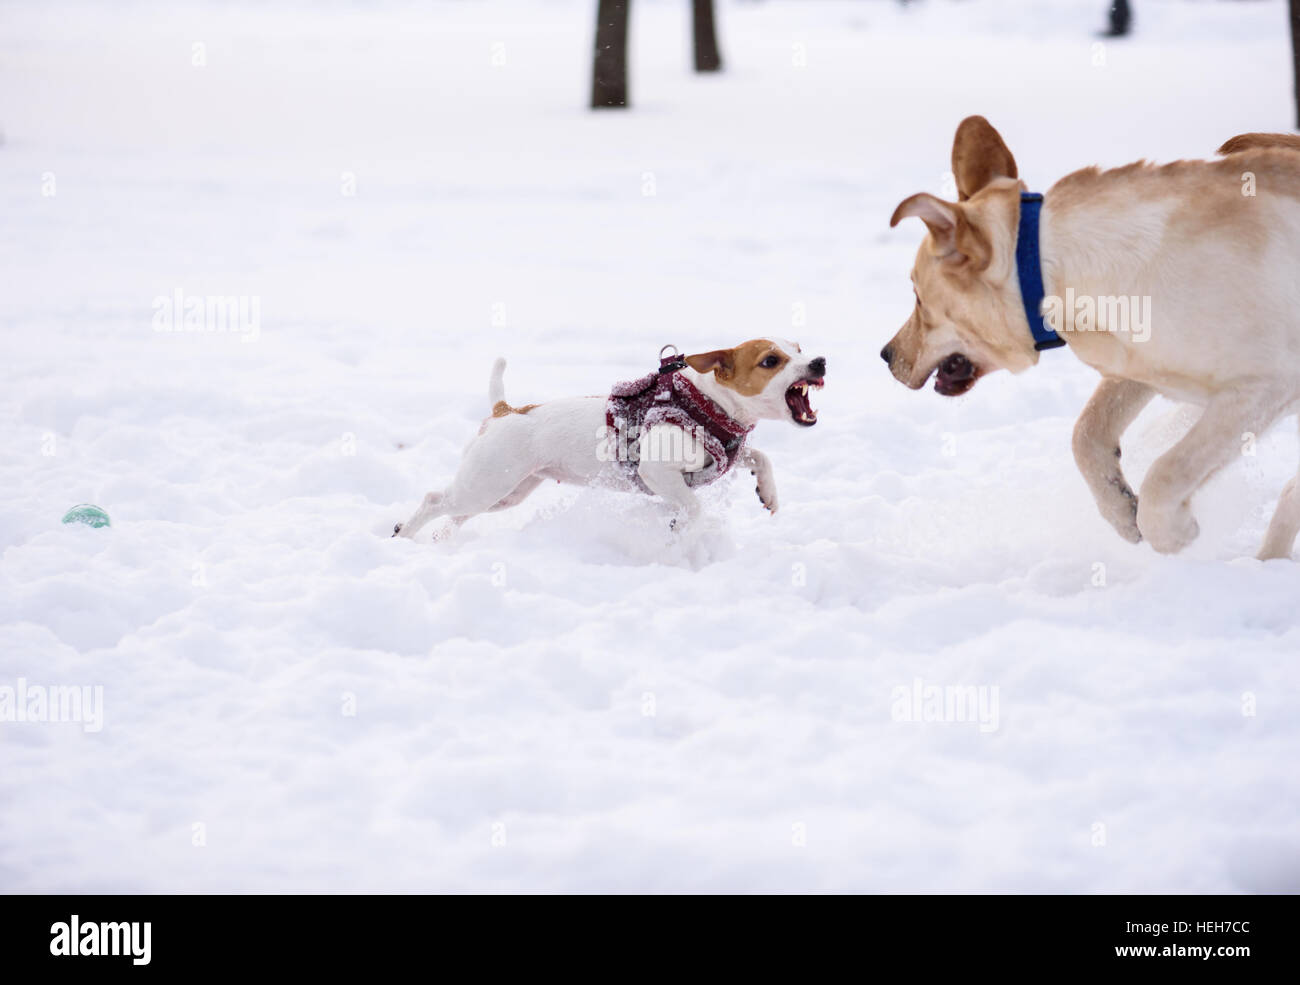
{"left": 488, "top": 358, "right": 507, "bottom": 409}
{"left": 1217, "top": 132, "right": 1300, "bottom": 156}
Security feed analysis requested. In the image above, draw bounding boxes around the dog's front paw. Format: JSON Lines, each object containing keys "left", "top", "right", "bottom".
{"left": 1102, "top": 480, "right": 1141, "bottom": 544}
{"left": 1136, "top": 498, "right": 1199, "bottom": 554}
{"left": 668, "top": 506, "right": 702, "bottom": 534}
{"left": 751, "top": 469, "right": 778, "bottom": 515}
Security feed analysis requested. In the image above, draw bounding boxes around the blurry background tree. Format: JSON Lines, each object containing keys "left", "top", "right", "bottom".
{"left": 591, "top": 1, "right": 724, "bottom": 109}
{"left": 1105, "top": 0, "right": 1132, "bottom": 38}
{"left": 1292, "top": 0, "right": 1300, "bottom": 127}
{"left": 693, "top": 0, "right": 723, "bottom": 72}
{"left": 591, "top": 0, "right": 630, "bottom": 108}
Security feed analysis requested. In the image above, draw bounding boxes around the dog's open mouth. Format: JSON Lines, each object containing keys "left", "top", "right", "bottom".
{"left": 934, "top": 353, "right": 979, "bottom": 396}
{"left": 786, "top": 377, "right": 824, "bottom": 425}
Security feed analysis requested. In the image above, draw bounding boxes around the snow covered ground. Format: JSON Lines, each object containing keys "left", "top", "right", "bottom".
{"left": 2, "top": 0, "right": 1299, "bottom": 892}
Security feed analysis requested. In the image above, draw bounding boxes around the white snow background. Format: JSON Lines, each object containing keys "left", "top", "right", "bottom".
{"left": 2, "top": 0, "right": 1298, "bottom": 892}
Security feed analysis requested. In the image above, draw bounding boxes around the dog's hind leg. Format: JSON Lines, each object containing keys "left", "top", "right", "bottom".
{"left": 395, "top": 476, "right": 540, "bottom": 540}
{"left": 1073, "top": 378, "right": 1155, "bottom": 543}
{"left": 396, "top": 458, "right": 541, "bottom": 540}
{"left": 487, "top": 475, "right": 545, "bottom": 512}
{"left": 394, "top": 409, "right": 546, "bottom": 539}
{"left": 1137, "top": 385, "right": 1288, "bottom": 554}
{"left": 409, "top": 475, "right": 547, "bottom": 541}
{"left": 1257, "top": 418, "right": 1300, "bottom": 560}
{"left": 393, "top": 490, "right": 447, "bottom": 540}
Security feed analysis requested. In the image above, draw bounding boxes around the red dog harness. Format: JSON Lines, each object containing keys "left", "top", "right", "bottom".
{"left": 605, "top": 351, "right": 754, "bottom": 490}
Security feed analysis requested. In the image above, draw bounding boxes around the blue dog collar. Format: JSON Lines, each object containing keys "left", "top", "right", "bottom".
{"left": 1016, "top": 192, "right": 1066, "bottom": 351}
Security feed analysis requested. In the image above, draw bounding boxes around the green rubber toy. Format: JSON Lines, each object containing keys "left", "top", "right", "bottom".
{"left": 61, "top": 504, "right": 111, "bottom": 528}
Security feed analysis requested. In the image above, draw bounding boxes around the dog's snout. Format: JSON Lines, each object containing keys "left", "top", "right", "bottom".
{"left": 808, "top": 356, "right": 826, "bottom": 378}
{"left": 880, "top": 345, "right": 894, "bottom": 365}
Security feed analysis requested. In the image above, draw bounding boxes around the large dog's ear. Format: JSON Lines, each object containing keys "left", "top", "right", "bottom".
{"left": 685, "top": 348, "right": 734, "bottom": 378}
{"left": 951, "top": 116, "right": 1018, "bottom": 201}
{"left": 890, "top": 193, "right": 991, "bottom": 268}
{"left": 891, "top": 193, "right": 957, "bottom": 240}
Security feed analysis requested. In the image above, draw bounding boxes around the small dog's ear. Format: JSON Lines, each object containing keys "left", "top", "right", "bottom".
{"left": 890, "top": 193, "right": 991, "bottom": 269}
{"left": 951, "top": 116, "right": 1018, "bottom": 202}
{"left": 685, "top": 349, "right": 734, "bottom": 378}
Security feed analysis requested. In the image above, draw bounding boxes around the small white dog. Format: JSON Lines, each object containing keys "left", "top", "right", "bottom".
{"left": 393, "top": 339, "right": 826, "bottom": 540}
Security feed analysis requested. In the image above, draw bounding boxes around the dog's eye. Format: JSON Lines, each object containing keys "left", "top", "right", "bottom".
{"left": 760, "top": 355, "right": 781, "bottom": 369}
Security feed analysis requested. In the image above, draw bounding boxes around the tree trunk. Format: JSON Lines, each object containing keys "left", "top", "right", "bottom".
{"left": 592, "top": 0, "right": 630, "bottom": 109}
{"left": 1105, "top": 0, "right": 1131, "bottom": 38}
{"left": 692, "top": 0, "right": 723, "bottom": 73}
{"left": 1291, "top": 0, "right": 1300, "bottom": 128}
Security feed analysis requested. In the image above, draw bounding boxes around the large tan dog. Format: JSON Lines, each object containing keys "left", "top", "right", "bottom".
{"left": 883, "top": 117, "right": 1300, "bottom": 560}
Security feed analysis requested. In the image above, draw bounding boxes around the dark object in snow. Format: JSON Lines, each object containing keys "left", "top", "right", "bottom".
{"left": 693, "top": 0, "right": 723, "bottom": 73}
{"left": 605, "top": 353, "right": 753, "bottom": 490}
{"left": 1292, "top": 0, "right": 1300, "bottom": 129}
{"left": 1103, "top": 0, "right": 1131, "bottom": 38}
{"left": 591, "top": 0, "right": 630, "bottom": 108}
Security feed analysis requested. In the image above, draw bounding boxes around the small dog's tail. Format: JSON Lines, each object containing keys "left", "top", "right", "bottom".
{"left": 488, "top": 357, "right": 507, "bottom": 409}
{"left": 1217, "top": 132, "right": 1300, "bottom": 156}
